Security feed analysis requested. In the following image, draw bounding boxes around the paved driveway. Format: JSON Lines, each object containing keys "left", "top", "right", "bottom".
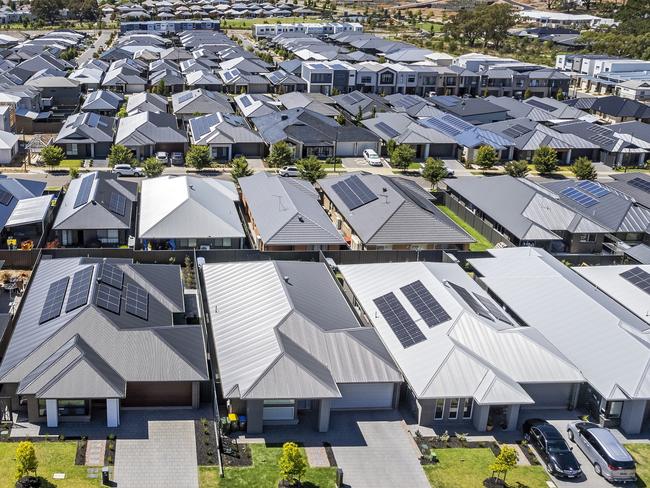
{"left": 113, "top": 420, "right": 198, "bottom": 488}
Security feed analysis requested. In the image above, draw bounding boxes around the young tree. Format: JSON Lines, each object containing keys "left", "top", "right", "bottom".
{"left": 571, "top": 156, "right": 597, "bottom": 180}
{"left": 185, "top": 145, "right": 211, "bottom": 170}
{"left": 266, "top": 141, "right": 294, "bottom": 168}
{"left": 489, "top": 445, "right": 518, "bottom": 484}
{"left": 421, "top": 157, "right": 448, "bottom": 190}
{"left": 230, "top": 155, "right": 253, "bottom": 182}
{"left": 386, "top": 139, "right": 397, "bottom": 157}
{"left": 297, "top": 155, "right": 326, "bottom": 183}
{"left": 523, "top": 88, "right": 533, "bottom": 99}
{"left": 555, "top": 88, "right": 565, "bottom": 101}
{"left": 278, "top": 442, "right": 307, "bottom": 485}
{"left": 143, "top": 156, "right": 164, "bottom": 177}
{"left": 40, "top": 145, "right": 64, "bottom": 170}
{"left": 116, "top": 105, "right": 128, "bottom": 118}
{"left": 15, "top": 441, "right": 38, "bottom": 481}
{"left": 390, "top": 144, "right": 415, "bottom": 171}
{"left": 108, "top": 144, "right": 136, "bottom": 168}
{"left": 504, "top": 160, "right": 530, "bottom": 178}
{"left": 474, "top": 145, "right": 498, "bottom": 170}
{"left": 533, "top": 146, "right": 559, "bottom": 175}
{"left": 354, "top": 106, "right": 363, "bottom": 125}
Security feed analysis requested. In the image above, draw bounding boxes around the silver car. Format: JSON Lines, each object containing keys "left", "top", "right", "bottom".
{"left": 567, "top": 421, "right": 636, "bottom": 483}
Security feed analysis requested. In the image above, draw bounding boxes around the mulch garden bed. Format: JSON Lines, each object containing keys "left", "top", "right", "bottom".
{"left": 104, "top": 436, "right": 116, "bottom": 466}
{"left": 415, "top": 433, "right": 500, "bottom": 465}
{"left": 516, "top": 440, "right": 540, "bottom": 465}
{"left": 74, "top": 437, "right": 87, "bottom": 465}
{"left": 220, "top": 436, "right": 252, "bottom": 467}
{"left": 195, "top": 418, "right": 221, "bottom": 466}
{"left": 323, "top": 442, "right": 337, "bottom": 467}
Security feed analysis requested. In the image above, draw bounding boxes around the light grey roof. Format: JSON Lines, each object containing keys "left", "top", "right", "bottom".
{"left": 0, "top": 176, "right": 46, "bottom": 229}
{"left": 5, "top": 194, "right": 53, "bottom": 227}
{"left": 481, "top": 118, "right": 598, "bottom": 151}
{"left": 55, "top": 112, "right": 115, "bottom": 144}
{"left": 116, "top": 111, "right": 187, "bottom": 146}
{"left": 362, "top": 113, "right": 455, "bottom": 145}
{"left": 171, "top": 88, "right": 233, "bottom": 115}
{"left": 138, "top": 175, "right": 245, "bottom": 240}
{"left": 188, "top": 112, "right": 263, "bottom": 146}
{"left": 239, "top": 172, "right": 345, "bottom": 246}
{"left": 624, "top": 243, "right": 650, "bottom": 264}
{"left": 81, "top": 90, "right": 123, "bottom": 112}
{"left": 485, "top": 96, "right": 555, "bottom": 122}
{"left": 319, "top": 174, "right": 474, "bottom": 245}
{"left": 125, "top": 91, "right": 168, "bottom": 115}
{"left": 201, "top": 260, "right": 401, "bottom": 400}
{"left": 278, "top": 92, "right": 339, "bottom": 117}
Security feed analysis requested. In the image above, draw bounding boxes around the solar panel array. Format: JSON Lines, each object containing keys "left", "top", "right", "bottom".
{"left": 240, "top": 95, "right": 253, "bottom": 108}
{"left": 74, "top": 173, "right": 95, "bottom": 209}
{"left": 525, "top": 99, "right": 556, "bottom": 112}
{"left": 560, "top": 187, "right": 599, "bottom": 208}
{"left": 39, "top": 277, "right": 70, "bottom": 324}
{"left": 177, "top": 92, "right": 194, "bottom": 104}
{"left": 348, "top": 91, "right": 365, "bottom": 103}
{"left": 96, "top": 283, "right": 122, "bottom": 314}
{"left": 620, "top": 267, "right": 650, "bottom": 295}
{"left": 502, "top": 124, "right": 531, "bottom": 139}
{"left": 375, "top": 121, "right": 399, "bottom": 138}
{"left": 125, "top": 283, "right": 149, "bottom": 320}
{"left": 400, "top": 280, "right": 450, "bottom": 328}
{"left": 0, "top": 189, "right": 13, "bottom": 206}
{"left": 448, "top": 282, "right": 493, "bottom": 321}
{"left": 98, "top": 262, "right": 124, "bottom": 289}
{"left": 587, "top": 124, "right": 611, "bottom": 135}
{"left": 65, "top": 266, "right": 93, "bottom": 313}
{"left": 108, "top": 192, "right": 127, "bottom": 216}
{"left": 577, "top": 180, "right": 610, "bottom": 198}
{"left": 474, "top": 293, "right": 512, "bottom": 325}
{"left": 628, "top": 177, "right": 650, "bottom": 194}
{"left": 591, "top": 134, "right": 615, "bottom": 146}
{"left": 331, "top": 175, "right": 378, "bottom": 210}
{"left": 374, "top": 292, "right": 426, "bottom": 348}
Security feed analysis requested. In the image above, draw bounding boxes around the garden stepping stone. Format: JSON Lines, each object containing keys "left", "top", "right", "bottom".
{"left": 53, "top": 473, "right": 65, "bottom": 480}
{"left": 85, "top": 440, "right": 107, "bottom": 466}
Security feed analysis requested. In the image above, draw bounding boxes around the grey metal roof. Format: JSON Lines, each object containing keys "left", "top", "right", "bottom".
{"left": 5, "top": 194, "right": 53, "bottom": 227}
{"left": 116, "top": 111, "right": 187, "bottom": 146}
{"left": 624, "top": 243, "right": 650, "bottom": 264}
{"left": 81, "top": 90, "right": 123, "bottom": 112}
{"left": 363, "top": 113, "right": 455, "bottom": 145}
{"left": 125, "top": 91, "right": 168, "bottom": 115}
{"left": 55, "top": 113, "right": 115, "bottom": 144}
{"left": 608, "top": 173, "right": 650, "bottom": 210}
{"left": 171, "top": 88, "right": 233, "bottom": 115}
{"left": 0, "top": 175, "right": 46, "bottom": 229}
{"left": 278, "top": 92, "right": 340, "bottom": 117}
{"left": 481, "top": 118, "right": 598, "bottom": 151}
{"left": 485, "top": 96, "right": 555, "bottom": 122}
{"left": 239, "top": 172, "right": 345, "bottom": 246}
{"left": 189, "top": 112, "right": 263, "bottom": 146}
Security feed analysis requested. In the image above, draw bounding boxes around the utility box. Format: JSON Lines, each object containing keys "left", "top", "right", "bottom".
{"left": 102, "top": 467, "right": 110, "bottom": 486}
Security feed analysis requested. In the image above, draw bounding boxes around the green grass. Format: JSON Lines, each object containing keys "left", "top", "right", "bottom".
{"left": 206, "top": 444, "right": 336, "bottom": 488}
{"left": 625, "top": 444, "right": 650, "bottom": 487}
{"left": 59, "top": 159, "right": 83, "bottom": 169}
{"left": 416, "top": 22, "right": 443, "bottom": 33}
{"left": 0, "top": 441, "right": 99, "bottom": 488}
{"left": 437, "top": 205, "right": 493, "bottom": 252}
{"left": 222, "top": 17, "right": 309, "bottom": 29}
{"left": 424, "top": 448, "right": 549, "bottom": 488}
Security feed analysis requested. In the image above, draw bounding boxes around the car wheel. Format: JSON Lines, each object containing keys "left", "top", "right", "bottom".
{"left": 594, "top": 463, "right": 602, "bottom": 476}
{"left": 116, "top": 172, "right": 122, "bottom": 177}
{"left": 567, "top": 430, "right": 574, "bottom": 442}
{"left": 134, "top": 173, "right": 140, "bottom": 177}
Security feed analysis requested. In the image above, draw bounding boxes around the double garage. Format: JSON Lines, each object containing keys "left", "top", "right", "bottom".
{"left": 331, "top": 383, "right": 396, "bottom": 410}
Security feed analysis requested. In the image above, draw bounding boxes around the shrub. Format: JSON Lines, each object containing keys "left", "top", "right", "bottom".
{"left": 390, "top": 144, "right": 416, "bottom": 171}
{"left": 108, "top": 144, "right": 135, "bottom": 168}
{"left": 278, "top": 442, "right": 307, "bottom": 484}
{"left": 474, "top": 145, "right": 498, "bottom": 170}
{"left": 297, "top": 155, "right": 326, "bottom": 183}
{"left": 185, "top": 145, "right": 211, "bottom": 170}
{"left": 533, "top": 146, "right": 558, "bottom": 175}
{"left": 143, "top": 156, "right": 164, "bottom": 178}
{"left": 504, "top": 159, "right": 529, "bottom": 177}
{"left": 15, "top": 441, "right": 38, "bottom": 481}
{"left": 40, "top": 145, "right": 64, "bottom": 169}
{"left": 571, "top": 156, "right": 597, "bottom": 180}
{"left": 266, "top": 141, "right": 294, "bottom": 168}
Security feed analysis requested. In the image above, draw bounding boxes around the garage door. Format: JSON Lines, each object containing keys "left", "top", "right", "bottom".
{"left": 522, "top": 383, "right": 573, "bottom": 409}
{"left": 331, "top": 383, "right": 395, "bottom": 410}
{"left": 123, "top": 382, "right": 192, "bottom": 407}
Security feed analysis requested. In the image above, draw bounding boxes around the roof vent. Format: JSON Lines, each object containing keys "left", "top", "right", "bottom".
{"left": 298, "top": 215, "right": 304, "bottom": 222}
{"left": 281, "top": 115, "right": 288, "bottom": 120}
{"left": 283, "top": 275, "right": 291, "bottom": 285}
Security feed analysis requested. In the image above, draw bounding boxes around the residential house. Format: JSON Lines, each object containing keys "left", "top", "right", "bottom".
{"left": 171, "top": 89, "right": 233, "bottom": 122}
{"left": 264, "top": 70, "right": 307, "bottom": 94}
{"left": 115, "top": 112, "right": 187, "bottom": 159}
{"left": 0, "top": 176, "right": 51, "bottom": 248}
{"left": 125, "top": 92, "right": 168, "bottom": 115}
{"left": 0, "top": 131, "right": 18, "bottom": 164}
{"left": 428, "top": 96, "right": 508, "bottom": 125}
{"left": 188, "top": 112, "right": 265, "bottom": 160}
{"left": 234, "top": 94, "right": 279, "bottom": 119}
{"left": 278, "top": 92, "right": 340, "bottom": 118}
{"left": 54, "top": 113, "right": 116, "bottom": 159}
{"left": 332, "top": 90, "right": 390, "bottom": 120}
{"left": 25, "top": 75, "right": 80, "bottom": 114}
{"left": 564, "top": 95, "right": 650, "bottom": 123}
{"left": 80, "top": 91, "right": 124, "bottom": 116}
{"left": 218, "top": 68, "right": 269, "bottom": 94}
{"left": 607, "top": 172, "right": 650, "bottom": 210}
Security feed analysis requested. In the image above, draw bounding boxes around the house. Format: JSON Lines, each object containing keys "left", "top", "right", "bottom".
{"left": 428, "top": 96, "right": 508, "bottom": 125}
{"left": 332, "top": 90, "right": 390, "bottom": 120}
{"left": 264, "top": 69, "right": 307, "bottom": 94}
{"left": 80, "top": 90, "right": 124, "bottom": 116}
{"left": 470, "top": 247, "right": 650, "bottom": 434}
{"left": 338, "top": 260, "right": 583, "bottom": 431}
{"left": 607, "top": 172, "right": 650, "bottom": 210}
{"left": 0, "top": 257, "right": 208, "bottom": 427}
{"left": 125, "top": 92, "right": 168, "bottom": 115}
{"left": 139, "top": 175, "right": 245, "bottom": 249}
{"left": 318, "top": 173, "right": 474, "bottom": 250}
{"left": 624, "top": 244, "right": 650, "bottom": 264}
{"left": 485, "top": 96, "right": 556, "bottom": 123}
{"left": 171, "top": 89, "right": 233, "bottom": 122}
{"left": 0, "top": 131, "right": 18, "bottom": 164}
{"left": 52, "top": 172, "right": 137, "bottom": 247}
{"left": 616, "top": 80, "right": 650, "bottom": 102}
{"left": 384, "top": 93, "right": 441, "bottom": 119}
{"left": 54, "top": 113, "right": 116, "bottom": 159}
{"left": 201, "top": 260, "right": 401, "bottom": 433}
{"left": 102, "top": 66, "right": 147, "bottom": 94}
{"left": 563, "top": 95, "right": 650, "bottom": 123}
{"left": 115, "top": 111, "right": 187, "bottom": 159}
{"left": 239, "top": 172, "right": 345, "bottom": 251}
{"left": 188, "top": 112, "right": 265, "bottom": 160}
{"left": 444, "top": 176, "right": 608, "bottom": 253}
{"left": 148, "top": 68, "right": 184, "bottom": 94}
{"left": 278, "top": 92, "right": 339, "bottom": 118}
{"left": 218, "top": 68, "right": 269, "bottom": 94}
{"left": 0, "top": 176, "right": 50, "bottom": 247}
{"left": 234, "top": 94, "right": 279, "bottom": 119}
{"left": 68, "top": 67, "right": 104, "bottom": 91}
{"left": 25, "top": 75, "right": 80, "bottom": 114}
{"left": 184, "top": 70, "right": 223, "bottom": 91}
{"left": 523, "top": 97, "right": 595, "bottom": 122}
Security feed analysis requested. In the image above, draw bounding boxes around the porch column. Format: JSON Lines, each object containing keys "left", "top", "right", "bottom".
{"left": 90, "top": 144, "right": 95, "bottom": 159}
{"left": 472, "top": 404, "right": 489, "bottom": 431}
{"left": 620, "top": 399, "right": 646, "bottom": 435}
{"left": 46, "top": 399, "right": 58, "bottom": 428}
{"left": 228, "top": 146, "right": 232, "bottom": 161}
{"left": 106, "top": 398, "right": 120, "bottom": 428}
{"left": 505, "top": 404, "right": 520, "bottom": 431}
{"left": 565, "top": 149, "right": 572, "bottom": 165}
{"left": 508, "top": 146, "right": 514, "bottom": 160}
{"left": 318, "top": 399, "right": 331, "bottom": 433}
{"left": 192, "top": 382, "right": 200, "bottom": 409}
{"left": 423, "top": 144, "right": 430, "bottom": 159}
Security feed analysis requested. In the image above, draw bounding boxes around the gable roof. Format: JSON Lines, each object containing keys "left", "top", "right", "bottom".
{"left": 55, "top": 113, "right": 115, "bottom": 144}
{"left": 81, "top": 90, "right": 123, "bottom": 112}
{"left": 171, "top": 88, "right": 233, "bottom": 115}
{"left": 116, "top": 111, "right": 187, "bottom": 146}
{"left": 125, "top": 91, "right": 168, "bottom": 115}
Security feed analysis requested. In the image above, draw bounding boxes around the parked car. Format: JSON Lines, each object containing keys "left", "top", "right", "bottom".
{"left": 279, "top": 166, "right": 300, "bottom": 177}
{"left": 418, "top": 162, "right": 454, "bottom": 177}
{"left": 111, "top": 164, "right": 143, "bottom": 177}
{"left": 523, "top": 419, "right": 582, "bottom": 479}
{"left": 363, "top": 149, "right": 382, "bottom": 167}
{"left": 156, "top": 151, "right": 169, "bottom": 165}
{"left": 567, "top": 421, "right": 636, "bottom": 483}
{"left": 171, "top": 152, "right": 184, "bottom": 166}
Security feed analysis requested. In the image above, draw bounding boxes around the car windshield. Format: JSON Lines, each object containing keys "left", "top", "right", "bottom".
{"left": 547, "top": 439, "right": 569, "bottom": 453}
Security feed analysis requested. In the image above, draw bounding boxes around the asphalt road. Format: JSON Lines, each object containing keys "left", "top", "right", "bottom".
{"left": 76, "top": 30, "right": 113, "bottom": 66}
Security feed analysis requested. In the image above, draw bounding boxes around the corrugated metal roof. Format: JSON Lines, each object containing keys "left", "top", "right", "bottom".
{"left": 5, "top": 194, "right": 52, "bottom": 227}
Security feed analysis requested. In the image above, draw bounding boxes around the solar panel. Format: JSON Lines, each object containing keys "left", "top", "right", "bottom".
{"left": 98, "top": 262, "right": 124, "bottom": 289}
{"left": 620, "top": 267, "right": 650, "bottom": 295}
{"left": 349, "top": 91, "right": 365, "bottom": 103}
{"left": 400, "top": 280, "right": 450, "bottom": 328}
{"left": 502, "top": 124, "right": 531, "bottom": 139}
{"left": 577, "top": 180, "right": 610, "bottom": 198}
{"left": 96, "top": 283, "right": 122, "bottom": 314}
{"left": 74, "top": 173, "right": 95, "bottom": 209}
{"left": 473, "top": 293, "right": 512, "bottom": 325}
{"left": 108, "top": 192, "right": 127, "bottom": 216}
{"left": 0, "top": 189, "right": 13, "bottom": 206}
{"left": 560, "top": 187, "right": 599, "bottom": 208}
{"left": 591, "top": 134, "right": 615, "bottom": 146}
{"left": 332, "top": 175, "right": 378, "bottom": 210}
{"left": 628, "top": 177, "right": 650, "bottom": 194}
{"left": 178, "top": 92, "right": 194, "bottom": 103}
{"left": 448, "top": 282, "right": 493, "bottom": 321}
{"left": 125, "top": 283, "right": 148, "bottom": 320}
{"left": 525, "top": 99, "right": 556, "bottom": 112}
{"left": 587, "top": 124, "right": 611, "bottom": 135}
{"left": 240, "top": 95, "right": 252, "bottom": 108}
{"left": 422, "top": 117, "right": 462, "bottom": 137}
{"left": 373, "top": 291, "right": 426, "bottom": 348}
{"left": 39, "top": 277, "right": 70, "bottom": 324}
{"left": 65, "top": 266, "right": 93, "bottom": 312}
{"left": 375, "top": 121, "right": 399, "bottom": 138}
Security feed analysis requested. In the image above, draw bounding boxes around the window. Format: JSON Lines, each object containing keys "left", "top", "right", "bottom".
{"left": 449, "top": 398, "right": 459, "bottom": 419}
{"left": 222, "top": 237, "right": 231, "bottom": 247}
{"left": 38, "top": 399, "right": 46, "bottom": 417}
{"left": 379, "top": 72, "right": 394, "bottom": 85}
{"left": 434, "top": 399, "right": 444, "bottom": 420}
{"left": 600, "top": 399, "right": 623, "bottom": 419}
{"left": 407, "top": 76, "right": 416, "bottom": 83}
{"left": 58, "top": 399, "right": 89, "bottom": 417}
{"left": 579, "top": 234, "right": 596, "bottom": 242}
{"left": 360, "top": 76, "right": 371, "bottom": 84}
{"left": 97, "top": 229, "right": 119, "bottom": 244}
{"left": 311, "top": 73, "right": 332, "bottom": 84}
{"left": 462, "top": 398, "right": 473, "bottom": 419}
{"left": 67, "top": 143, "right": 78, "bottom": 156}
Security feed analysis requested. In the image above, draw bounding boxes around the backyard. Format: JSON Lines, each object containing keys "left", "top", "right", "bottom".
{"left": 424, "top": 448, "right": 550, "bottom": 488}
{"left": 436, "top": 205, "right": 493, "bottom": 252}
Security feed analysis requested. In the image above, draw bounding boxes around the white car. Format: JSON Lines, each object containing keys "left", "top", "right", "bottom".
{"left": 112, "top": 164, "right": 144, "bottom": 177}
{"left": 363, "top": 149, "right": 382, "bottom": 166}
{"left": 155, "top": 151, "right": 168, "bottom": 165}
{"left": 279, "top": 165, "right": 300, "bottom": 177}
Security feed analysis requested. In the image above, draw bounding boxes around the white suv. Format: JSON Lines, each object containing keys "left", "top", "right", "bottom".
{"left": 112, "top": 164, "right": 144, "bottom": 177}
{"left": 363, "top": 149, "right": 382, "bottom": 166}
{"left": 279, "top": 165, "right": 300, "bottom": 177}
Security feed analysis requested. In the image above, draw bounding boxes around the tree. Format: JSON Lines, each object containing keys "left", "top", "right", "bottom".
{"left": 386, "top": 139, "right": 397, "bottom": 157}
{"left": 108, "top": 144, "right": 136, "bottom": 168}
{"left": 489, "top": 445, "right": 518, "bottom": 484}
{"left": 278, "top": 442, "right": 307, "bottom": 485}
{"left": 335, "top": 113, "right": 346, "bottom": 125}
{"left": 533, "top": 146, "right": 558, "bottom": 175}
{"left": 230, "top": 155, "right": 253, "bottom": 182}
{"left": 474, "top": 145, "right": 498, "bottom": 170}
{"left": 15, "top": 441, "right": 38, "bottom": 481}
{"left": 354, "top": 106, "right": 363, "bottom": 125}
{"left": 297, "top": 155, "right": 326, "bottom": 183}
{"left": 185, "top": 145, "right": 211, "bottom": 170}
{"left": 555, "top": 88, "right": 565, "bottom": 101}
{"left": 523, "top": 88, "right": 533, "bottom": 99}
{"left": 266, "top": 141, "right": 294, "bottom": 168}
{"left": 421, "top": 157, "right": 448, "bottom": 190}
{"left": 390, "top": 144, "right": 415, "bottom": 171}
{"left": 31, "top": 0, "right": 63, "bottom": 24}
{"left": 504, "top": 160, "right": 529, "bottom": 178}
{"left": 326, "top": 156, "right": 342, "bottom": 173}
{"left": 40, "top": 145, "right": 64, "bottom": 170}
{"left": 143, "top": 156, "right": 164, "bottom": 177}
{"left": 571, "top": 156, "right": 597, "bottom": 181}
{"left": 116, "top": 105, "right": 128, "bottom": 118}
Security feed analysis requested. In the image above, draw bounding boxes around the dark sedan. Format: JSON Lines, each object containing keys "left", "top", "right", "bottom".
{"left": 523, "top": 418, "right": 582, "bottom": 479}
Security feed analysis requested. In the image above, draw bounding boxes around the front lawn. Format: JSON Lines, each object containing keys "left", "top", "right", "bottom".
{"left": 59, "top": 159, "right": 84, "bottom": 169}
{"left": 0, "top": 441, "right": 98, "bottom": 488}
{"left": 436, "top": 205, "right": 493, "bottom": 252}
{"left": 625, "top": 444, "right": 650, "bottom": 486}
{"left": 202, "top": 444, "right": 336, "bottom": 488}
{"left": 424, "top": 448, "right": 549, "bottom": 488}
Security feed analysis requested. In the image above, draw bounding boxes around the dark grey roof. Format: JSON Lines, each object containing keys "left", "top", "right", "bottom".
{"left": 430, "top": 96, "right": 508, "bottom": 119}
{"left": 564, "top": 96, "right": 650, "bottom": 119}
{"left": 54, "top": 113, "right": 115, "bottom": 144}
{"left": 608, "top": 173, "right": 650, "bottom": 210}
{"left": 553, "top": 120, "right": 633, "bottom": 152}
{"left": 610, "top": 121, "right": 650, "bottom": 145}
{"left": 116, "top": 111, "right": 187, "bottom": 146}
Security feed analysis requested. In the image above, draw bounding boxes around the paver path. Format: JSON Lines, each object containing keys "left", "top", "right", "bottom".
{"left": 113, "top": 420, "right": 198, "bottom": 488}
{"left": 85, "top": 439, "right": 106, "bottom": 466}
{"left": 305, "top": 446, "right": 330, "bottom": 467}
